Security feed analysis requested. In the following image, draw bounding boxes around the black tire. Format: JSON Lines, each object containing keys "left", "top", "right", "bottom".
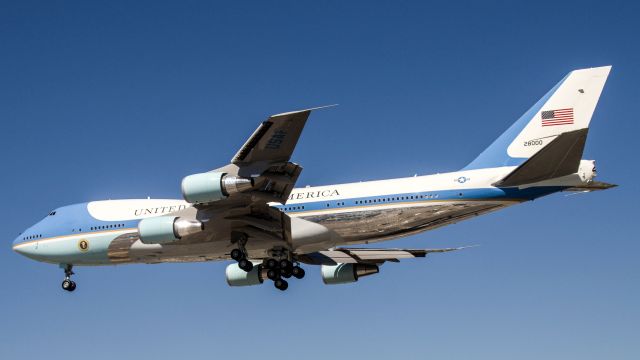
{"left": 230, "top": 249, "right": 244, "bottom": 261}
{"left": 238, "top": 259, "right": 253, "bottom": 272}
{"left": 274, "top": 279, "right": 288, "bottom": 291}
{"left": 266, "top": 258, "right": 278, "bottom": 269}
{"left": 62, "top": 279, "right": 72, "bottom": 291}
{"left": 68, "top": 281, "right": 77, "bottom": 292}
{"left": 292, "top": 266, "right": 305, "bottom": 279}
{"left": 281, "top": 270, "right": 292, "bottom": 279}
{"left": 279, "top": 259, "right": 292, "bottom": 271}
{"left": 267, "top": 268, "right": 280, "bottom": 280}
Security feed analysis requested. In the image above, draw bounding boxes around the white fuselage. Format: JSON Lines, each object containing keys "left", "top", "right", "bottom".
{"left": 11, "top": 163, "right": 594, "bottom": 266}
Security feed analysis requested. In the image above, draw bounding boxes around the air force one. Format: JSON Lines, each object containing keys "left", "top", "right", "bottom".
{"left": 13, "top": 66, "right": 615, "bottom": 291}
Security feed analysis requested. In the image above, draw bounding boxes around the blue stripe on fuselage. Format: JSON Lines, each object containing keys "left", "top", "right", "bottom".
{"left": 274, "top": 186, "right": 566, "bottom": 213}
{"left": 13, "top": 185, "right": 567, "bottom": 246}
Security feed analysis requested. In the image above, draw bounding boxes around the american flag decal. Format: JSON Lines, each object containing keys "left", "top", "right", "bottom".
{"left": 541, "top": 108, "right": 574, "bottom": 127}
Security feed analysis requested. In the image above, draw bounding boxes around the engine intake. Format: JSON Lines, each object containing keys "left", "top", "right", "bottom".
{"left": 321, "top": 263, "right": 379, "bottom": 285}
{"left": 138, "top": 216, "right": 203, "bottom": 244}
{"left": 181, "top": 172, "right": 254, "bottom": 204}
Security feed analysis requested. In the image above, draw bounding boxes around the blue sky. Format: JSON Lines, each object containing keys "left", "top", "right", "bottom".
{"left": 1, "top": 1, "right": 638, "bottom": 359}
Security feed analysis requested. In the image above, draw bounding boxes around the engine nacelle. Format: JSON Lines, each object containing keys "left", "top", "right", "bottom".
{"left": 138, "top": 216, "right": 203, "bottom": 244}
{"left": 321, "top": 263, "right": 379, "bottom": 285}
{"left": 225, "top": 263, "right": 264, "bottom": 286}
{"left": 181, "top": 172, "right": 254, "bottom": 204}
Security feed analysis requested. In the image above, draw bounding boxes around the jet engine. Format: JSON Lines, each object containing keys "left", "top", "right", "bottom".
{"left": 138, "top": 216, "right": 203, "bottom": 244}
{"left": 181, "top": 172, "right": 254, "bottom": 204}
{"left": 226, "top": 263, "right": 264, "bottom": 286}
{"left": 321, "top": 263, "right": 379, "bottom": 285}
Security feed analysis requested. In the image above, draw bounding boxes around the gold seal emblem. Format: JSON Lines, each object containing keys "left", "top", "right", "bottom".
{"left": 78, "top": 239, "right": 89, "bottom": 252}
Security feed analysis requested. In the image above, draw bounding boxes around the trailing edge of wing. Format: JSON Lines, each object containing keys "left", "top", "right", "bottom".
{"left": 298, "top": 246, "right": 473, "bottom": 265}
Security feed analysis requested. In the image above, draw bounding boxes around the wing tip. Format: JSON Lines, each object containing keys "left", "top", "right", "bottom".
{"left": 424, "top": 245, "right": 479, "bottom": 254}
{"left": 272, "top": 104, "right": 338, "bottom": 117}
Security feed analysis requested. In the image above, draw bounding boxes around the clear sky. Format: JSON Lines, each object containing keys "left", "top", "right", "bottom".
{"left": 1, "top": 1, "right": 638, "bottom": 359}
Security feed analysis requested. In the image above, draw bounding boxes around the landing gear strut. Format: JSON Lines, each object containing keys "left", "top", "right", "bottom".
{"left": 61, "top": 264, "right": 76, "bottom": 292}
{"left": 230, "top": 236, "right": 253, "bottom": 272}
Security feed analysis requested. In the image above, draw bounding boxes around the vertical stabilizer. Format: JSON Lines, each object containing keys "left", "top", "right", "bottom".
{"left": 464, "top": 66, "right": 611, "bottom": 170}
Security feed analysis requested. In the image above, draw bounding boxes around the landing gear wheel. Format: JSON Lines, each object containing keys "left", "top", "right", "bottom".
{"left": 230, "top": 249, "right": 244, "bottom": 261}
{"left": 267, "top": 268, "right": 280, "bottom": 281}
{"left": 62, "top": 279, "right": 73, "bottom": 291}
{"left": 279, "top": 259, "right": 293, "bottom": 272}
{"left": 238, "top": 259, "right": 253, "bottom": 272}
{"left": 281, "top": 270, "right": 292, "bottom": 279}
{"left": 61, "top": 264, "right": 76, "bottom": 292}
{"left": 291, "top": 266, "right": 305, "bottom": 279}
{"left": 274, "top": 279, "right": 288, "bottom": 291}
{"left": 266, "top": 258, "right": 278, "bottom": 269}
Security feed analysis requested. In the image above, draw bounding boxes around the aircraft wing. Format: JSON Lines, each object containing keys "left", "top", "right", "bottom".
{"left": 297, "top": 246, "right": 471, "bottom": 265}
{"left": 172, "top": 107, "right": 331, "bottom": 254}
{"left": 212, "top": 106, "right": 333, "bottom": 204}
{"left": 231, "top": 108, "right": 317, "bottom": 171}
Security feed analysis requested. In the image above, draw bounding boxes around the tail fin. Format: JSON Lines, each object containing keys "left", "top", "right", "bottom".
{"left": 463, "top": 66, "right": 611, "bottom": 171}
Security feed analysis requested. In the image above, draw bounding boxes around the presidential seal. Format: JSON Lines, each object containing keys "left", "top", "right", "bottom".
{"left": 78, "top": 239, "right": 90, "bottom": 252}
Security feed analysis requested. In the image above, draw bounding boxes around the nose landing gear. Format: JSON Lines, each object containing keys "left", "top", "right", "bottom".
{"left": 61, "top": 264, "right": 76, "bottom": 292}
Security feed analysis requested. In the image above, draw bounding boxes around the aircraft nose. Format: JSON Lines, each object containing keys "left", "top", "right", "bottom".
{"left": 12, "top": 235, "right": 36, "bottom": 257}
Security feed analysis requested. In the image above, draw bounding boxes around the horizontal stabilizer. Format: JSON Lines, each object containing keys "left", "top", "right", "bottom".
{"left": 563, "top": 181, "right": 618, "bottom": 192}
{"left": 494, "top": 128, "right": 588, "bottom": 187}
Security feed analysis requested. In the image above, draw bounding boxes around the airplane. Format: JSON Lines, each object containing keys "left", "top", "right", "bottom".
{"left": 12, "top": 66, "right": 615, "bottom": 292}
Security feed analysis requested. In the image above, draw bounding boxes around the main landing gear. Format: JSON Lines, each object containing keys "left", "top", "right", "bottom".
{"left": 61, "top": 264, "right": 76, "bottom": 292}
{"left": 230, "top": 238, "right": 305, "bottom": 291}
{"left": 230, "top": 234, "right": 254, "bottom": 272}
{"left": 230, "top": 248, "right": 254, "bottom": 272}
{"left": 264, "top": 258, "right": 305, "bottom": 291}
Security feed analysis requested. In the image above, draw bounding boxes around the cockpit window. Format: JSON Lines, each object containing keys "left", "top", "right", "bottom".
{"left": 48, "top": 211, "right": 56, "bottom": 216}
